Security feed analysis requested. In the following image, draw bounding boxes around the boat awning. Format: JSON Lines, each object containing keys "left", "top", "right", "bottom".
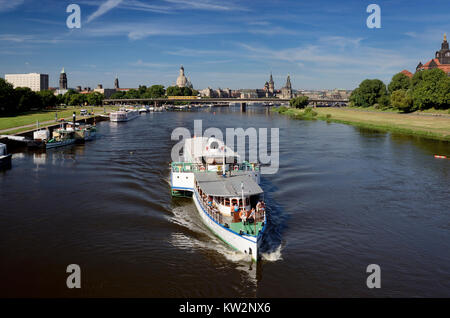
{"left": 194, "top": 172, "right": 263, "bottom": 197}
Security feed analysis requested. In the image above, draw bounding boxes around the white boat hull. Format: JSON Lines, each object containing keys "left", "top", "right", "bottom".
{"left": 192, "top": 189, "right": 259, "bottom": 262}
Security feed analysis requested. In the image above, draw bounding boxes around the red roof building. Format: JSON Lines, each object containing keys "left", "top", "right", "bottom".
{"left": 415, "top": 34, "right": 450, "bottom": 76}
{"left": 400, "top": 70, "right": 413, "bottom": 78}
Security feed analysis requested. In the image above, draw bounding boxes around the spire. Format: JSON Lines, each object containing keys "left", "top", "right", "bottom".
{"left": 269, "top": 72, "right": 274, "bottom": 83}
{"left": 445, "top": 33, "right": 447, "bottom": 42}
{"left": 285, "top": 74, "right": 291, "bottom": 89}
{"left": 61, "top": 67, "right": 65, "bottom": 74}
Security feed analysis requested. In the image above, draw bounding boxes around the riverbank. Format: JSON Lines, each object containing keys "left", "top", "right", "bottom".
{"left": 0, "top": 106, "right": 117, "bottom": 135}
{"left": 272, "top": 107, "right": 450, "bottom": 141}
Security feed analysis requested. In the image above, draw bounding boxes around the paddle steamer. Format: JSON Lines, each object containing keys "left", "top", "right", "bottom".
{"left": 170, "top": 137, "right": 266, "bottom": 261}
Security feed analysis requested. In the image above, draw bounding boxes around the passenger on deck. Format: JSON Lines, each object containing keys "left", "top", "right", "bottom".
{"left": 257, "top": 200, "right": 265, "bottom": 213}
{"left": 240, "top": 209, "right": 247, "bottom": 225}
{"left": 249, "top": 208, "right": 256, "bottom": 222}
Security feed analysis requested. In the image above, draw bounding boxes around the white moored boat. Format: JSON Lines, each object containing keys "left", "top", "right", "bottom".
{"left": 110, "top": 108, "right": 139, "bottom": 122}
{"left": 0, "top": 142, "right": 12, "bottom": 169}
{"left": 170, "top": 137, "right": 266, "bottom": 262}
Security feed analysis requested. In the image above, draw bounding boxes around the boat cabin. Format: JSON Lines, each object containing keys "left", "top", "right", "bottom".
{"left": 193, "top": 172, "right": 266, "bottom": 236}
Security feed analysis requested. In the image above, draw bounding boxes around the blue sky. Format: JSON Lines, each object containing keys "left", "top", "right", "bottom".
{"left": 0, "top": 0, "right": 449, "bottom": 90}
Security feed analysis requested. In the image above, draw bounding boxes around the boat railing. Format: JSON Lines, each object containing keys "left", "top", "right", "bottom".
{"left": 171, "top": 161, "right": 259, "bottom": 173}
{"left": 200, "top": 195, "right": 223, "bottom": 224}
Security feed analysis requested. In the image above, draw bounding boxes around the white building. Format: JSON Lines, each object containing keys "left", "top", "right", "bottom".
{"left": 5, "top": 73, "right": 49, "bottom": 92}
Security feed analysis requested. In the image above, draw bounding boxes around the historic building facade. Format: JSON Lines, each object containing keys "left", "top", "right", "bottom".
{"left": 263, "top": 73, "right": 275, "bottom": 97}
{"left": 279, "top": 75, "right": 293, "bottom": 99}
{"left": 176, "top": 65, "right": 193, "bottom": 88}
{"left": 59, "top": 68, "right": 67, "bottom": 90}
{"left": 416, "top": 34, "right": 450, "bottom": 75}
{"left": 114, "top": 76, "right": 119, "bottom": 89}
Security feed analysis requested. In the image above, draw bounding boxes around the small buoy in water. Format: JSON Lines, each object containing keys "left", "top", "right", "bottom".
{"left": 434, "top": 155, "right": 447, "bottom": 159}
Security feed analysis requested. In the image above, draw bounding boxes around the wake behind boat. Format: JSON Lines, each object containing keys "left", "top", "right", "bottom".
{"left": 170, "top": 137, "right": 266, "bottom": 262}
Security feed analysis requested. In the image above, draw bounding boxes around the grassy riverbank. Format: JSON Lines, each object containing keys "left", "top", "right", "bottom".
{"left": 272, "top": 106, "right": 450, "bottom": 141}
{"left": 0, "top": 106, "right": 117, "bottom": 135}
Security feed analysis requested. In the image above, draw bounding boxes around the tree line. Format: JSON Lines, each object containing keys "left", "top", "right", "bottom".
{"left": 109, "top": 85, "right": 198, "bottom": 99}
{"left": 0, "top": 78, "right": 104, "bottom": 116}
{"left": 350, "top": 68, "right": 450, "bottom": 112}
{"left": 0, "top": 80, "right": 201, "bottom": 116}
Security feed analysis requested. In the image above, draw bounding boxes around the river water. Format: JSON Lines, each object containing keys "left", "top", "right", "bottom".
{"left": 1, "top": 106, "right": 449, "bottom": 297}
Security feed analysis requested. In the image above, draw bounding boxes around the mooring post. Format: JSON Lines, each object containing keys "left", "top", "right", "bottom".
{"left": 241, "top": 102, "right": 247, "bottom": 112}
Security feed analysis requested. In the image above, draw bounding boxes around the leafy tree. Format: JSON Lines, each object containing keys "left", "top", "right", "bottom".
{"left": 390, "top": 89, "right": 414, "bottom": 112}
{"left": 86, "top": 92, "right": 104, "bottom": 106}
{"left": 166, "top": 86, "right": 197, "bottom": 97}
{"left": 377, "top": 95, "right": 391, "bottom": 109}
{"left": 147, "top": 85, "right": 165, "bottom": 98}
{"left": 63, "top": 89, "right": 77, "bottom": 105}
{"left": 124, "top": 89, "right": 140, "bottom": 99}
{"left": 15, "top": 87, "right": 43, "bottom": 112}
{"left": 350, "top": 79, "right": 387, "bottom": 107}
{"left": 110, "top": 91, "right": 125, "bottom": 99}
{"left": 388, "top": 73, "right": 411, "bottom": 94}
{"left": 138, "top": 85, "right": 147, "bottom": 96}
{"left": 38, "top": 90, "right": 57, "bottom": 107}
{"left": 69, "top": 93, "right": 87, "bottom": 106}
{"left": 166, "top": 86, "right": 182, "bottom": 96}
{"left": 411, "top": 69, "right": 449, "bottom": 110}
{"left": 0, "top": 78, "right": 16, "bottom": 115}
{"left": 289, "top": 96, "right": 309, "bottom": 108}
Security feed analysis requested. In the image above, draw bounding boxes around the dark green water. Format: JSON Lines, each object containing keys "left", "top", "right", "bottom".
{"left": 1, "top": 106, "right": 449, "bottom": 297}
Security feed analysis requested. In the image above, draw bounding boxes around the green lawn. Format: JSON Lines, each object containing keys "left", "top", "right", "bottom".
{"left": 273, "top": 107, "right": 450, "bottom": 141}
{"left": 0, "top": 106, "right": 116, "bottom": 133}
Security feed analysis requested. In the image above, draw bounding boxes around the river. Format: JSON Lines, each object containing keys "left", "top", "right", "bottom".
{"left": 1, "top": 105, "right": 449, "bottom": 297}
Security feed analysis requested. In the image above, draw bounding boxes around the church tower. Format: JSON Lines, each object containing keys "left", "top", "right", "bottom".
{"left": 176, "top": 65, "right": 188, "bottom": 88}
{"left": 59, "top": 67, "right": 67, "bottom": 90}
{"left": 436, "top": 33, "right": 450, "bottom": 64}
{"left": 114, "top": 76, "right": 119, "bottom": 89}
{"left": 280, "top": 74, "right": 293, "bottom": 99}
{"left": 268, "top": 72, "right": 275, "bottom": 94}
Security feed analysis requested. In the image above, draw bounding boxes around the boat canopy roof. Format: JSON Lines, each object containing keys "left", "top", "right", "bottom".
{"left": 194, "top": 172, "right": 263, "bottom": 197}
{"left": 184, "top": 137, "right": 239, "bottom": 163}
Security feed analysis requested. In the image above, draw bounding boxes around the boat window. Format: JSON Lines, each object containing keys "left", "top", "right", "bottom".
{"left": 225, "top": 199, "right": 230, "bottom": 206}
{"left": 246, "top": 198, "right": 250, "bottom": 205}
{"left": 210, "top": 141, "right": 219, "bottom": 149}
{"left": 239, "top": 199, "right": 243, "bottom": 207}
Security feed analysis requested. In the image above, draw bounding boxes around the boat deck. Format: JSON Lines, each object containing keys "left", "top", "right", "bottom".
{"left": 229, "top": 221, "right": 264, "bottom": 236}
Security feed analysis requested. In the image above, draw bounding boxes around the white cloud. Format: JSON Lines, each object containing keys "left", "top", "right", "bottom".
{"left": 82, "top": 22, "right": 237, "bottom": 40}
{"left": 164, "top": 0, "right": 247, "bottom": 11}
{"left": 0, "top": 0, "right": 23, "bottom": 12}
{"left": 130, "top": 60, "right": 173, "bottom": 68}
{"left": 86, "top": 0, "right": 123, "bottom": 23}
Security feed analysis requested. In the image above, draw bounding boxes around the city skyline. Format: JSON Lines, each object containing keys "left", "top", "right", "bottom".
{"left": 0, "top": 0, "right": 449, "bottom": 90}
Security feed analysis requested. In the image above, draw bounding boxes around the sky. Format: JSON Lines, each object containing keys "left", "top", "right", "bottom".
{"left": 0, "top": 0, "right": 449, "bottom": 90}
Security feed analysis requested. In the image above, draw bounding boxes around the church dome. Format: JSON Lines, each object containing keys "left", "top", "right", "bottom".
{"left": 176, "top": 65, "right": 188, "bottom": 88}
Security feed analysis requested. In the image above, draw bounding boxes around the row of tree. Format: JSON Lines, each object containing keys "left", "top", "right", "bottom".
{"left": 0, "top": 78, "right": 105, "bottom": 115}
{"left": 109, "top": 85, "right": 198, "bottom": 100}
{"left": 350, "top": 68, "right": 450, "bottom": 112}
{"left": 289, "top": 96, "right": 309, "bottom": 108}
{"left": 0, "top": 80, "right": 203, "bottom": 116}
